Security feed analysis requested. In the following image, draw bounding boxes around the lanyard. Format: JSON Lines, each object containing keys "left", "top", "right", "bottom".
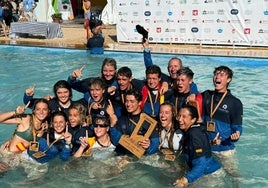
{"left": 148, "top": 90, "right": 158, "bottom": 117}
{"left": 210, "top": 90, "right": 227, "bottom": 118}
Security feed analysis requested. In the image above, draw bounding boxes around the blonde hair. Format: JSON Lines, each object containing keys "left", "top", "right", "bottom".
{"left": 69, "top": 103, "right": 87, "bottom": 124}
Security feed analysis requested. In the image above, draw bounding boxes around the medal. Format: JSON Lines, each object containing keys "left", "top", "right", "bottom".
{"left": 208, "top": 91, "right": 227, "bottom": 132}
{"left": 206, "top": 121, "right": 215, "bottom": 132}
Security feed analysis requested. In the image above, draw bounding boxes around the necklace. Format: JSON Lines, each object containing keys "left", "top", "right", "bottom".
{"left": 97, "top": 135, "right": 111, "bottom": 148}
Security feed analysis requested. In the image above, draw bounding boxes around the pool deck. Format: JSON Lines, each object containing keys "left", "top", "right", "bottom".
{"left": 0, "top": 22, "right": 267, "bottom": 58}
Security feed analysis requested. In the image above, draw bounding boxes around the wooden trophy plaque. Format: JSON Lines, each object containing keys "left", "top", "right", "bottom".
{"left": 119, "top": 113, "right": 157, "bottom": 158}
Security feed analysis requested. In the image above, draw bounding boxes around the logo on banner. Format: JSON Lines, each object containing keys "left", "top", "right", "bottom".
{"left": 244, "top": 28, "right": 250, "bottom": 34}
{"left": 156, "top": 27, "right": 161, "bottom": 33}
{"left": 193, "top": 10, "right": 198, "bottom": 16}
{"left": 130, "top": 2, "right": 138, "bottom": 6}
{"left": 230, "top": 9, "right": 239, "bottom": 15}
{"left": 204, "top": 0, "right": 213, "bottom": 3}
{"left": 244, "top": 19, "right": 251, "bottom": 24}
{"left": 217, "top": 28, "right": 223, "bottom": 33}
{"left": 119, "top": 3, "right": 127, "bottom": 6}
{"left": 191, "top": 27, "right": 199, "bottom": 33}
{"left": 144, "top": 11, "right": 151, "bottom": 16}
{"left": 217, "top": 9, "right": 225, "bottom": 15}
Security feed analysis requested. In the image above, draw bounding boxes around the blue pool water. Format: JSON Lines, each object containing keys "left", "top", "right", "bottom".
{"left": 0, "top": 45, "right": 267, "bottom": 188}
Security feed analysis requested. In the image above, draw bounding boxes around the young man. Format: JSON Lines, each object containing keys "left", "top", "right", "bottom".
{"left": 202, "top": 65, "right": 243, "bottom": 152}
{"left": 109, "top": 89, "right": 159, "bottom": 155}
{"left": 141, "top": 65, "right": 167, "bottom": 118}
{"left": 202, "top": 65, "right": 243, "bottom": 175}
{"left": 166, "top": 67, "right": 198, "bottom": 114}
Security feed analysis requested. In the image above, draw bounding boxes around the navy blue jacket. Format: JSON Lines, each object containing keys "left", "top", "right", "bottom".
{"left": 182, "top": 124, "right": 221, "bottom": 183}
{"left": 202, "top": 90, "right": 243, "bottom": 151}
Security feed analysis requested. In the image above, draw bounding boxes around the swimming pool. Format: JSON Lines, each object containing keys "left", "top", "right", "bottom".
{"left": 0, "top": 45, "right": 267, "bottom": 187}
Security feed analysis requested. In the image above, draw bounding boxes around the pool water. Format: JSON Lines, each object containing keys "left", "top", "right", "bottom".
{"left": 0, "top": 45, "right": 267, "bottom": 188}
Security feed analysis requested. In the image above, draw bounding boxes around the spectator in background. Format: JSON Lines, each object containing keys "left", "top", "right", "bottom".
{"left": 86, "top": 17, "right": 104, "bottom": 54}
{"left": 19, "top": 0, "right": 36, "bottom": 21}
{"left": 1, "top": 0, "right": 13, "bottom": 30}
{"left": 83, "top": 0, "right": 91, "bottom": 39}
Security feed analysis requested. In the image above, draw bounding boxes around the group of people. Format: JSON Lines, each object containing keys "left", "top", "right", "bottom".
{"left": 0, "top": 0, "right": 37, "bottom": 36}
{"left": 0, "top": 39, "right": 243, "bottom": 186}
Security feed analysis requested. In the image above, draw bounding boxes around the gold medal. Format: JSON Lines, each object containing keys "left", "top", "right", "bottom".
{"left": 206, "top": 121, "right": 215, "bottom": 132}
{"left": 29, "top": 141, "right": 39, "bottom": 152}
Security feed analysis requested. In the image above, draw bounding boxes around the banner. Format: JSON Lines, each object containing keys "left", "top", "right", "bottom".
{"left": 116, "top": 0, "right": 268, "bottom": 47}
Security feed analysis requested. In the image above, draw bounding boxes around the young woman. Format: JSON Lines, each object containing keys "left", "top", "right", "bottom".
{"left": 174, "top": 105, "right": 221, "bottom": 187}
{"left": 158, "top": 102, "right": 183, "bottom": 157}
{"left": 28, "top": 111, "right": 72, "bottom": 163}
{"left": 68, "top": 103, "right": 93, "bottom": 154}
{"left": 0, "top": 99, "right": 50, "bottom": 153}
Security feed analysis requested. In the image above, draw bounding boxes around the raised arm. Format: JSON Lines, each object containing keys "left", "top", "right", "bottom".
{"left": 143, "top": 38, "right": 154, "bottom": 68}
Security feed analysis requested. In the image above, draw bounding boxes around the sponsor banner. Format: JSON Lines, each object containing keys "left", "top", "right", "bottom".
{"left": 116, "top": 0, "right": 268, "bottom": 46}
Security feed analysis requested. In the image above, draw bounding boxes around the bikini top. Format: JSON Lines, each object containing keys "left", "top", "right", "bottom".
{"left": 13, "top": 115, "right": 33, "bottom": 142}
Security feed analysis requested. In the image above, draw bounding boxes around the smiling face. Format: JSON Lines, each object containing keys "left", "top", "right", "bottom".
{"left": 125, "top": 94, "right": 141, "bottom": 115}
{"left": 52, "top": 115, "right": 66, "bottom": 134}
{"left": 68, "top": 108, "right": 81, "bottom": 128}
{"left": 102, "top": 64, "right": 116, "bottom": 81}
{"left": 89, "top": 84, "right": 105, "bottom": 103}
{"left": 213, "top": 70, "right": 231, "bottom": 92}
{"left": 94, "top": 118, "right": 109, "bottom": 138}
{"left": 159, "top": 104, "right": 173, "bottom": 131}
{"left": 56, "top": 87, "right": 71, "bottom": 105}
{"left": 177, "top": 108, "right": 196, "bottom": 132}
{"left": 176, "top": 74, "right": 192, "bottom": 94}
{"left": 33, "top": 101, "right": 50, "bottom": 122}
{"left": 168, "top": 58, "right": 182, "bottom": 80}
{"left": 146, "top": 73, "right": 160, "bottom": 89}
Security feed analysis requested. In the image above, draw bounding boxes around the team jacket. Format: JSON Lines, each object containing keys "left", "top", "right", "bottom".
{"left": 202, "top": 90, "right": 243, "bottom": 151}
{"left": 182, "top": 124, "right": 221, "bottom": 183}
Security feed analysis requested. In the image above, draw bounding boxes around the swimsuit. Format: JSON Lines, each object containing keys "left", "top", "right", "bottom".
{"left": 13, "top": 115, "right": 33, "bottom": 142}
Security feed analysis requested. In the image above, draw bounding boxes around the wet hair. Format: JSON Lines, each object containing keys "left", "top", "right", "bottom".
{"left": 53, "top": 80, "right": 72, "bottom": 98}
{"left": 32, "top": 98, "right": 49, "bottom": 112}
{"left": 168, "top": 57, "right": 182, "bottom": 68}
{"left": 32, "top": 98, "right": 50, "bottom": 122}
{"left": 117, "top": 66, "right": 132, "bottom": 78}
{"left": 69, "top": 103, "right": 87, "bottom": 124}
{"left": 176, "top": 66, "right": 194, "bottom": 80}
{"left": 214, "top": 65, "right": 233, "bottom": 79}
{"left": 101, "top": 58, "right": 117, "bottom": 73}
{"left": 51, "top": 111, "right": 68, "bottom": 123}
{"left": 160, "top": 102, "right": 176, "bottom": 120}
{"left": 159, "top": 102, "right": 178, "bottom": 151}
{"left": 146, "top": 65, "right": 162, "bottom": 78}
{"left": 88, "top": 77, "right": 106, "bottom": 90}
{"left": 94, "top": 115, "right": 110, "bottom": 127}
{"left": 125, "top": 89, "right": 142, "bottom": 102}
{"left": 181, "top": 104, "right": 199, "bottom": 124}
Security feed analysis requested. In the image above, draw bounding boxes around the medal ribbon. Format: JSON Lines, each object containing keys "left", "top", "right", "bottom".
{"left": 210, "top": 90, "right": 228, "bottom": 118}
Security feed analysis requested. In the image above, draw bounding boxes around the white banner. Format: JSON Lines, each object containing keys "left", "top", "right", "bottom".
{"left": 116, "top": 0, "right": 268, "bottom": 47}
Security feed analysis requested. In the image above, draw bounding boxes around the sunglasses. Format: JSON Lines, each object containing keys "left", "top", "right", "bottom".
{"left": 93, "top": 123, "right": 108, "bottom": 128}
